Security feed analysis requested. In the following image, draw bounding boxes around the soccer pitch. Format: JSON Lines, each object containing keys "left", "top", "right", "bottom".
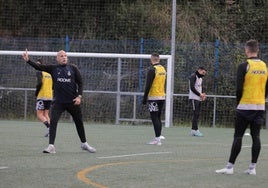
{"left": 1, "top": 120, "right": 268, "bottom": 188}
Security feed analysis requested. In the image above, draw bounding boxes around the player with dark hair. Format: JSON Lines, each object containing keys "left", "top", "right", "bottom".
{"left": 35, "top": 58, "right": 53, "bottom": 137}
{"left": 216, "top": 39, "right": 268, "bottom": 175}
{"left": 22, "top": 49, "right": 96, "bottom": 154}
{"left": 189, "top": 66, "right": 207, "bottom": 137}
{"left": 143, "top": 53, "right": 166, "bottom": 146}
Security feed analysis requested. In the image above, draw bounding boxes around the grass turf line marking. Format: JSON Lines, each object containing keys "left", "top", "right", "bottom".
{"left": 77, "top": 158, "right": 227, "bottom": 188}
{"left": 97, "top": 151, "right": 172, "bottom": 159}
{"left": 242, "top": 144, "right": 268, "bottom": 148}
{"left": 0, "top": 166, "right": 8, "bottom": 170}
{"left": 77, "top": 161, "right": 145, "bottom": 188}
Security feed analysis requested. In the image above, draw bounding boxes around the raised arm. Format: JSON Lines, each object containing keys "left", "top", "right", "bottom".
{"left": 22, "top": 49, "right": 29, "bottom": 62}
{"left": 22, "top": 49, "right": 53, "bottom": 73}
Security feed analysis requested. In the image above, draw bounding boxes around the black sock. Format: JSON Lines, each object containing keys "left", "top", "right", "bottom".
{"left": 43, "top": 121, "right": 50, "bottom": 128}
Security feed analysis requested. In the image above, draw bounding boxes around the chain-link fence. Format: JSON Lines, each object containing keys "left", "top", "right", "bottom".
{"left": 1, "top": 38, "right": 268, "bottom": 127}
{"left": 1, "top": 0, "right": 268, "bottom": 127}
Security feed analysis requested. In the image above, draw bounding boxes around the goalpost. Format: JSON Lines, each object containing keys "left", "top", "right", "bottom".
{"left": 0, "top": 50, "right": 173, "bottom": 127}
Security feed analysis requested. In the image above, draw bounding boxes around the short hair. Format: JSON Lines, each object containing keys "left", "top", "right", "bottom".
{"left": 245, "top": 39, "right": 259, "bottom": 53}
{"left": 198, "top": 66, "right": 206, "bottom": 71}
{"left": 151, "top": 53, "right": 160, "bottom": 62}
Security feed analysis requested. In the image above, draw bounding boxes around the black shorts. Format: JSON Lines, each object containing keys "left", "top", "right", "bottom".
{"left": 236, "top": 109, "right": 265, "bottom": 125}
{"left": 36, "top": 99, "right": 52, "bottom": 110}
{"left": 147, "top": 100, "right": 165, "bottom": 112}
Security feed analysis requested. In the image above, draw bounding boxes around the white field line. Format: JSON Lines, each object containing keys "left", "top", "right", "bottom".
{"left": 242, "top": 144, "right": 268, "bottom": 148}
{"left": 0, "top": 166, "right": 8, "bottom": 170}
{"left": 97, "top": 151, "right": 172, "bottom": 159}
{"left": 189, "top": 142, "right": 268, "bottom": 148}
{"left": 194, "top": 143, "right": 268, "bottom": 149}
{"left": 97, "top": 144, "right": 268, "bottom": 159}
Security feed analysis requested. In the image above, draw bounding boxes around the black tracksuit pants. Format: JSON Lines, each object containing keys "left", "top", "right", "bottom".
{"left": 49, "top": 103, "right": 87, "bottom": 145}
{"left": 190, "top": 99, "right": 201, "bottom": 130}
{"left": 228, "top": 110, "right": 264, "bottom": 164}
{"left": 148, "top": 100, "right": 164, "bottom": 138}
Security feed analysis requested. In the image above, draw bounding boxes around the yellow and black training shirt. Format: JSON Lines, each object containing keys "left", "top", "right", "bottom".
{"left": 143, "top": 64, "right": 166, "bottom": 101}
{"left": 36, "top": 71, "right": 53, "bottom": 100}
{"left": 236, "top": 58, "right": 268, "bottom": 110}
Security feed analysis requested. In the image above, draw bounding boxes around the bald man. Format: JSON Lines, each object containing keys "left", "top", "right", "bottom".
{"left": 23, "top": 49, "right": 96, "bottom": 154}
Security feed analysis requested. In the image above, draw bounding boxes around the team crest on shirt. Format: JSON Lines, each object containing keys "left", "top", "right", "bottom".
{"left": 68, "top": 71, "right": 71, "bottom": 76}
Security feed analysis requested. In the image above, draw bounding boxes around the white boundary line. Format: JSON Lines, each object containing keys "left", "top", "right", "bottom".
{"left": 97, "top": 151, "right": 172, "bottom": 159}
{"left": 0, "top": 166, "right": 8, "bottom": 170}
{"left": 242, "top": 144, "right": 268, "bottom": 148}
{"left": 97, "top": 144, "right": 268, "bottom": 159}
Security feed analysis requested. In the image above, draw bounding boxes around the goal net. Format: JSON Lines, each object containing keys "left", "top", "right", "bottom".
{"left": 0, "top": 50, "right": 173, "bottom": 127}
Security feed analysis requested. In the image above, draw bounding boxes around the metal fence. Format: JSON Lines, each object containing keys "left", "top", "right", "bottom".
{"left": 0, "top": 87, "right": 238, "bottom": 127}
{"left": 1, "top": 38, "right": 268, "bottom": 128}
